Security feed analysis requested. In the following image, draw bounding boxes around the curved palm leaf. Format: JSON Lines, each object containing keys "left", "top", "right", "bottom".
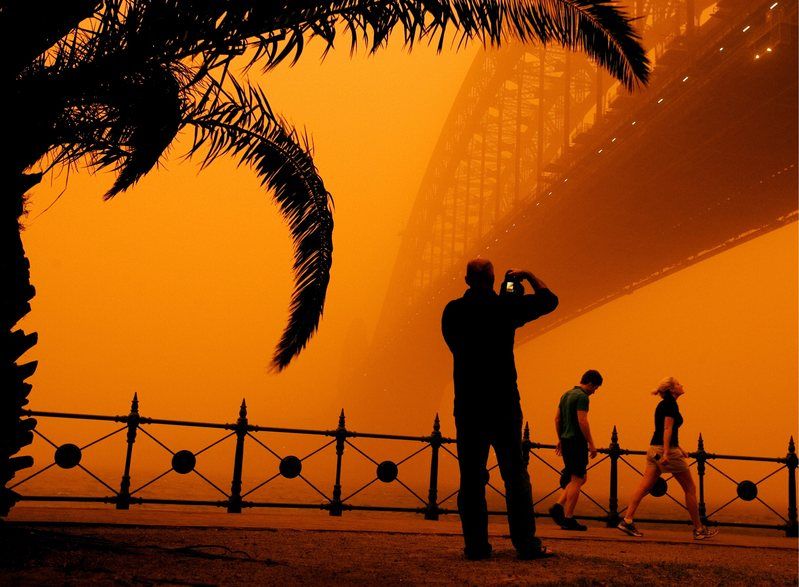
{"left": 103, "top": 64, "right": 185, "bottom": 198}
{"left": 236, "top": 0, "right": 649, "bottom": 89}
{"left": 188, "top": 83, "right": 333, "bottom": 370}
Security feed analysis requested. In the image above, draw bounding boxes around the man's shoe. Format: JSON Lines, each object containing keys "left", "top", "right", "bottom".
{"left": 517, "top": 545, "right": 555, "bottom": 560}
{"left": 617, "top": 519, "right": 643, "bottom": 537}
{"left": 548, "top": 503, "right": 566, "bottom": 526}
{"left": 464, "top": 544, "right": 492, "bottom": 560}
{"left": 561, "top": 517, "right": 588, "bottom": 531}
{"left": 693, "top": 526, "right": 718, "bottom": 541}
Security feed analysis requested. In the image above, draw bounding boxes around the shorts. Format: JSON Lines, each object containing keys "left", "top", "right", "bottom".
{"left": 646, "top": 445, "right": 690, "bottom": 474}
{"left": 561, "top": 437, "right": 589, "bottom": 478}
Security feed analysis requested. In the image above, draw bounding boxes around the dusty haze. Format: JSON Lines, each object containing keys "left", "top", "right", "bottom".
{"left": 17, "top": 27, "right": 797, "bottom": 513}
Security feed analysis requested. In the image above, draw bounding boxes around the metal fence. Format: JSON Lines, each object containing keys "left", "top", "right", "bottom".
{"left": 12, "top": 395, "right": 798, "bottom": 537}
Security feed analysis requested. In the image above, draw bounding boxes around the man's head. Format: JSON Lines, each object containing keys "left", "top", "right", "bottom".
{"left": 465, "top": 258, "right": 495, "bottom": 290}
{"left": 579, "top": 369, "right": 603, "bottom": 395}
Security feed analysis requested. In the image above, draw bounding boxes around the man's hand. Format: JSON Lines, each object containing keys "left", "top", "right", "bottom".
{"left": 589, "top": 444, "right": 598, "bottom": 459}
{"left": 506, "top": 269, "right": 534, "bottom": 283}
{"left": 660, "top": 451, "right": 670, "bottom": 465}
{"left": 507, "top": 269, "right": 548, "bottom": 290}
{"left": 555, "top": 441, "right": 562, "bottom": 456}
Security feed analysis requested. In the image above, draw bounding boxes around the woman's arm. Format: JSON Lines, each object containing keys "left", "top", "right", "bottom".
{"left": 661, "top": 417, "right": 674, "bottom": 464}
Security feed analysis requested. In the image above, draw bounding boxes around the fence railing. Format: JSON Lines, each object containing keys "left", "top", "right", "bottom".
{"left": 12, "top": 395, "right": 798, "bottom": 537}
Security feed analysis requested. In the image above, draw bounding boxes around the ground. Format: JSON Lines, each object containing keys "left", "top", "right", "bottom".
{"left": 1, "top": 510, "right": 796, "bottom": 585}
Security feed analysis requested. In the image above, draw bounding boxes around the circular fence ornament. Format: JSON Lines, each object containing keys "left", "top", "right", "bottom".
{"left": 737, "top": 480, "right": 758, "bottom": 501}
{"left": 54, "top": 443, "right": 82, "bottom": 469}
{"left": 377, "top": 460, "right": 399, "bottom": 483}
{"left": 279, "top": 456, "right": 302, "bottom": 479}
{"left": 649, "top": 477, "right": 668, "bottom": 497}
{"left": 172, "top": 450, "right": 196, "bottom": 474}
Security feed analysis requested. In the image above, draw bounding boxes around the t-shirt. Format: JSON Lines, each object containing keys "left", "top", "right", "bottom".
{"left": 650, "top": 396, "right": 683, "bottom": 447}
{"left": 558, "top": 386, "right": 590, "bottom": 440}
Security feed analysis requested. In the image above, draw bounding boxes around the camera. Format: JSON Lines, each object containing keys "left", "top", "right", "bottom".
{"left": 500, "top": 270, "right": 524, "bottom": 297}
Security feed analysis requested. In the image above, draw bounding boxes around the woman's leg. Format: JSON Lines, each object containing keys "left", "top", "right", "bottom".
{"left": 673, "top": 469, "right": 702, "bottom": 530}
{"left": 625, "top": 466, "right": 660, "bottom": 521}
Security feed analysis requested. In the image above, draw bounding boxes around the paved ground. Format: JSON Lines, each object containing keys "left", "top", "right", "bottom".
{"left": 2, "top": 508, "right": 797, "bottom": 585}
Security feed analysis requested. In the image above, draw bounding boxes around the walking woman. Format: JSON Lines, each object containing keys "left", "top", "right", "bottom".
{"left": 616, "top": 377, "right": 718, "bottom": 540}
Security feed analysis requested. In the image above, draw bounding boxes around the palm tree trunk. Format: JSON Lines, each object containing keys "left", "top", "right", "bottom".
{"left": 0, "top": 170, "right": 40, "bottom": 516}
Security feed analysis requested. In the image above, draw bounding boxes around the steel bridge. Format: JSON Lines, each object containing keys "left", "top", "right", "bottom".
{"left": 351, "top": 0, "right": 797, "bottom": 418}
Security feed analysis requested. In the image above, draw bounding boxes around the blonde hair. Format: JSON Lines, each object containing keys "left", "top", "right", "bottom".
{"left": 653, "top": 376, "right": 680, "bottom": 398}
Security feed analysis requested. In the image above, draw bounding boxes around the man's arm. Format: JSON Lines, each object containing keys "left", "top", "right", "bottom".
{"left": 554, "top": 407, "right": 562, "bottom": 455}
{"left": 577, "top": 411, "right": 597, "bottom": 459}
{"left": 507, "top": 269, "right": 559, "bottom": 324}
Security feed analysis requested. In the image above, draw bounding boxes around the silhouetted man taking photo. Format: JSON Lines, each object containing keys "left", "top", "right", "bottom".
{"left": 442, "top": 258, "right": 558, "bottom": 560}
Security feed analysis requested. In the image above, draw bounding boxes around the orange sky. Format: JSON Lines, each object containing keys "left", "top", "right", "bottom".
{"left": 19, "top": 32, "right": 797, "bottom": 476}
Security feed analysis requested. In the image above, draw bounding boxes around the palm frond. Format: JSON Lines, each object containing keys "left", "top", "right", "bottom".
{"left": 236, "top": 1, "right": 649, "bottom": 88}
{"left": 188, "top": 82, "right": 333, "bottom": 371}
{"left": 103, "top": 65, "right": 185, "bottom": 198}
{"left": 0, "top": 0, "right": 99, "bottom": 79}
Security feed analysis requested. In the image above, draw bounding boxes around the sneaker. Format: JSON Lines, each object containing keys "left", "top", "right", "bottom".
{"left": 561, "top": 517, "right": 588, "bottom": 531}
{"left": 548, "top": 503, "right": 566, "bottom": 526}
{"left": 693, "top": 526, "right": 718, "bottom": 541}
{"left": 617, "top": 519, "right": 643, "bottom": 537}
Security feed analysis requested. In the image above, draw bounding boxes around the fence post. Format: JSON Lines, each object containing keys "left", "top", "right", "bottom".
{"left": 116, "top": 392, "right": 139, "bottom": 510}
{"left": 227, "top": 399, "right": 247, "bottom": 513}
{"left": 330, "top": 409, "right": 346, "bottom": 516}
{"left": 606, "top": 425, "right": 620, "bottom": 527}
{"left": 425, "top": 414, "right": 442, "bottom": 520}
{"left": 787, "top": 436, "right": 798, "bottom": 537}
{"left": 522, "top": 422, "right": 531, "bottom": 468}
{"left": 696, "top": 433, "right": 707, "bottom": 526}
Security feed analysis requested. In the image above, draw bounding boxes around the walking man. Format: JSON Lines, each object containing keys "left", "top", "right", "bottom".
{"left": 442, "top": 258, "right": 559, "bottom": 560}
{"left": 549, "top": 370, "right": 603, "bottom": 531}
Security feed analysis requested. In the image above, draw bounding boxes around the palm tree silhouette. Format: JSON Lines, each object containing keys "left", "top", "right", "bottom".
{"left": 0, "top": 0, "right": 649, "bottom": 514}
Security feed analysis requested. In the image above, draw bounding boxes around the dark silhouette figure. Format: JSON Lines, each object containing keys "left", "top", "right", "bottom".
{"left": 442, "top": 259, "right": 558, "bottom": 560}
{"left": 550, "top": 369, "right": 603, "bottom": 531}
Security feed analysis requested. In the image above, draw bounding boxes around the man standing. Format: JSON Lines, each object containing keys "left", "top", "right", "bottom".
{"left": 549, "top": 370, "right": 603, "bottom": 531}
{"left": 442, "top": 258, "right": 558, "bottom": 560}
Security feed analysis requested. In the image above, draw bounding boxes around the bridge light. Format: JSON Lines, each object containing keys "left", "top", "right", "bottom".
{"left": 766, "top": 47, "right": 772, "bottom": 52}
{"left": 657, "top": 98, "right": 664, "bottom": 104}
{"left": 755, "top": 54, "right": 760, "bottom": 59}
{"left": 563, "top": 178, "right": 568, "bottom": 183}
{"left": 597, "top": 149, "right": 603, "bottom": 154}
{"left": 719, "top": 47, "right": 724, "bottom": 52}
{"left": 742, "top": 25, "right": 751, "bottom": 32}
{"left": 770, "top": 2, "right": 778, "bottom": 9}
{"left": 611, "top": 137, "right": 617, "bottom": 143}
{"left": 631, "top": 120, "right": 637, "bottom": 125}
{"left": 682, "top": 76, "right": 689, "bottom": 82}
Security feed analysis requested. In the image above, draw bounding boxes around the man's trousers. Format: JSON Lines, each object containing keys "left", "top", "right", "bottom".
{"left": 455, "top": 405, "right": 541, "bottom": 556}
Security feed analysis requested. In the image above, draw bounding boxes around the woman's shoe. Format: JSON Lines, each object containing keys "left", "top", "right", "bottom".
{"left": 617, "top": 519, "right": 643, "bottom": 537}
{"left": 693, "top": 526, "right": 718, "bottom": 540}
